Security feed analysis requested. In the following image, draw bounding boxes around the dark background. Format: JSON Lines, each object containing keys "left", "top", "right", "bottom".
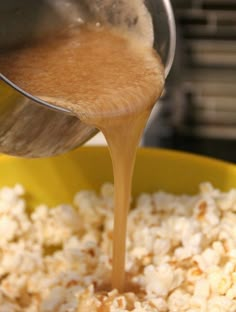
{"left": 143, "top": 0, "right": 236, "bottom": 163}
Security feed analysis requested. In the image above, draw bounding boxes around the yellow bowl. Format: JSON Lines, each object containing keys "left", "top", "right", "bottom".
{"left": 0, "top": 146, "right": 236, "bottom": 208}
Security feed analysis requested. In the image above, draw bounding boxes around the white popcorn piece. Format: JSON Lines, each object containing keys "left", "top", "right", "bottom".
{"left": 100, "top": 183, "right": 114, "bottom": 199}
{"left": 194, "top": 248, "right": 220, "bottom": 272}
{"left": 200, "top": 182, "right": 217, "bottom": 195}
{"left": 217, "top": 190, "right": 236, "bottom": 211}
{"left": 0, "top": 183, "right": 235, "bottom": 311}
{"left": 0, "top": 216, "right": 18, "bottom": 243}
{"left": 226, "top": 284, "right": 236, "bottom": 300}
{"left": 144, "top": 264, "right": 184, "bottom": 297}
{"left": 110, "top": 296, "right": 127, "bottom": 311}
{"left": 41, "top": 286, "right": 66, "bottom": 311}
{"left": 208, "top": 269, "right": 232, "bottom": 295}
{"left": 168, "top": 289, "right": 191, "bottom": 311}
{"left": 193, "top": 278, "right": 210, "bottom": 299}
{"left": 207, "top": 296, "right": 236, "bottom": 312}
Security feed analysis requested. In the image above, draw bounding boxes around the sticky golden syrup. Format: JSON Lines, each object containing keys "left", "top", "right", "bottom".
{"left": 0, "top": 25, "right": 164, "bottom": 292}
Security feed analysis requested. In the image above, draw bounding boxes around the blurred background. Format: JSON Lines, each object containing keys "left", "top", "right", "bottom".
{"left": 88, "top": 0, "right": 236, "bottom": 163}
{"left": 144, "top": 0, "right": 236, "bottom": 163}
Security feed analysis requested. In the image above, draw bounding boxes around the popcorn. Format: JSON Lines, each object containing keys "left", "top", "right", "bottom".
{"left": 0, "top": 215, "right": 18, "bottom": 243}
{"left": 41, "top": 286, "right": 67, "bottom": 312}
{"left": 0, "top": 183, "right": 235, "bottom": 311}
{"left": 144, "top": 264, "right": 184, "bottom": 297}
{"left": 193, "top": 278, "right": 210, "bottom": 299}
{"left": 207, "top": 296, "right": 236, "bottom": 312}
{"left": 167, "top": 289, "right": 191, "bottom": 311}
{"left": 208, "top": 269, "right": 232, "bottom": 295}
{"left": 194, "top": 248, "right": 220, "bottom": 272}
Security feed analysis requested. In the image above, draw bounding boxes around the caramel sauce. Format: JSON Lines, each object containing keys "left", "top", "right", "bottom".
{"left": 0, "top": 25, "right": 164, "bottom": 292}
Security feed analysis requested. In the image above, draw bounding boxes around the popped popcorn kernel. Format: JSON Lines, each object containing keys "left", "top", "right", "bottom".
{"left": 0, "top": 183, "right": 235, "bottom": 311}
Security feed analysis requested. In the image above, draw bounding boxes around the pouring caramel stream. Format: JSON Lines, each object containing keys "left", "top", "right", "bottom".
{"left": 0, "top": 25, "right": 164, "bottom": 292}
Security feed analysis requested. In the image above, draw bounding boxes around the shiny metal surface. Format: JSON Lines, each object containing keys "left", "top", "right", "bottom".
{"left": 0, "top": 0, "right": 176, "bottom": 158}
